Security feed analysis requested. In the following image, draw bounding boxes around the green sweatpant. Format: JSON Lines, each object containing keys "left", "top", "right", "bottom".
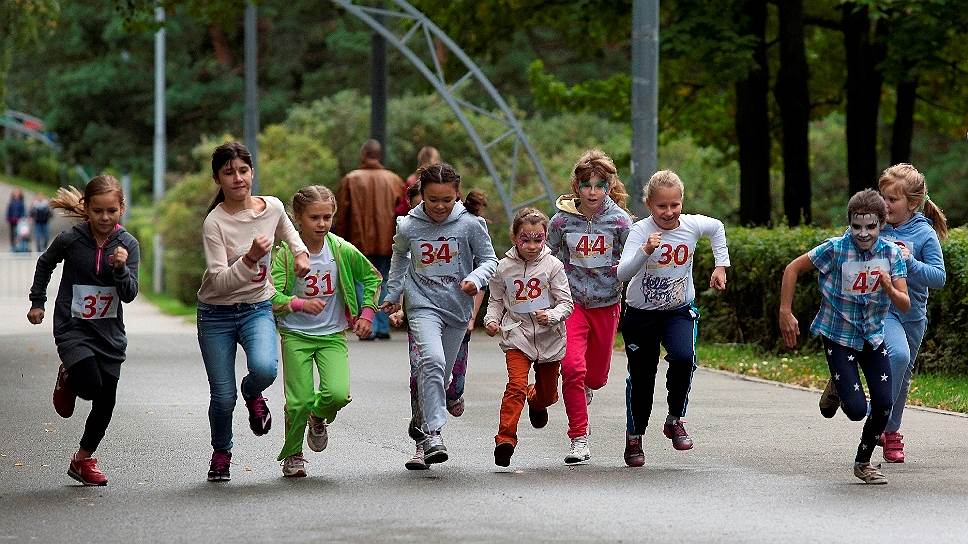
{"left": 277, "top": 330, "right": 351, "bottom": 460}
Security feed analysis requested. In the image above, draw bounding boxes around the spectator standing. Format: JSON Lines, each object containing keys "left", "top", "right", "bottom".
{"left": 6, "top": 188, "right": 26, "bottom": 249}
{"left": 30, "top": 193, "right": 52, "bottom": 251}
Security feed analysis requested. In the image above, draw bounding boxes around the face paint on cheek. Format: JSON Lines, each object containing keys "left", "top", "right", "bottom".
{"left": 517, "top": 232, "right": 546, "bottom": 245}
{"left": 850, "top": 213, "right": 881, "bottom": 249}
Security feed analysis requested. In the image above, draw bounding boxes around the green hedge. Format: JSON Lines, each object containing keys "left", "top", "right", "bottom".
{"left": 692, "top": 226, "right": 968, "bottom": 375}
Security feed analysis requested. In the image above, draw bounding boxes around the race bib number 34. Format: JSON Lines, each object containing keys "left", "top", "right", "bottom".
{"left": 505, "top": 276, "right": 551, "bottom": 313}
{"left": 71, "top": 285, "right": 119, "bottom": 319}
{"left": 841, "top": 259, "right": 890, "bottom": 295}
{"left": 412, "top": 240, "right": 459, "bottom": 276}
{"left": 565, "top": 232, "right": 612, "bottom": 268}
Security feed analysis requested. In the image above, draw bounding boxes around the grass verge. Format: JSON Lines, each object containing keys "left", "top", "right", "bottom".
{"left": 140, "top": 289, "right": 196, "bottom": 323}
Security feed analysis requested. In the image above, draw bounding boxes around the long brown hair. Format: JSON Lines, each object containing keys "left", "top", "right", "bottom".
{"left": 208, "top": 141, "right": 254, "bottom": 213}
{"left": 878, "top": 163, "right": 948, "bottom": 241}
{"left": 50, "top": 175, "right": 125, "bottom": 219}
{"left": 568, "top": 149, "right": 630, "bottom": 213}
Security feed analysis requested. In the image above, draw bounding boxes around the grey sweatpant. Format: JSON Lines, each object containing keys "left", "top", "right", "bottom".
{"left": 409, "top": 310, "right": 468, "bottom": 434}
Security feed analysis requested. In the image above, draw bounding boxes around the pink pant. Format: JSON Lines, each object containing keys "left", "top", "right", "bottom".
{"left": 561, "top": 302, "right": 621, "bottom": 439}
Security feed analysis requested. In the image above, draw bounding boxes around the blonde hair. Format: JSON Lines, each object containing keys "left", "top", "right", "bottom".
{"left": 416, "top": 146, "right": 440, "bottom": 169}
{"left": 510, "top": 207, "right": 549, "bottom": 237}
{"left": 569, "top": 149, "right": 630, "bottom": 213}
{"left": 879, "top": 163, "right": 948, "bottom": 241}
{"left": 292, "top": 185, "right": 337, "bottom": 216}
{"left": 644, "top": 170, "right": 685, "bottom": 204}
{"left": 50, "top": 175, "right": 125, "bottom": 219}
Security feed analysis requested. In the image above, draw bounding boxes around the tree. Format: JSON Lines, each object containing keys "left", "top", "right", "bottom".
{"left": 774, "top": 0, "right": 811, "bottom": 226}
{"left": 0, "top": 0, "right": 59, "bottom": 107}
{"left": 734, "top": 0, "right": 771, "bottom": 226}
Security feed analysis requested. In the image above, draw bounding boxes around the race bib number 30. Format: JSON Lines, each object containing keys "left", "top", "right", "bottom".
{"left": 72, "top": 285, "right": 119, "bottom": 319}
{"left": 565, "top": 232, "right": 612, "bottom": 268}
{"left": 505, "top": 276, "right": 551, "bottom": 313}
{"left": 412, "top": 240, "right": 459, "bottom": 277}
{"left": 297, "top": 263, "right": 337, "bottom": 298}
{"left": 841, "top": 259, "right": 889, "bottom": 295}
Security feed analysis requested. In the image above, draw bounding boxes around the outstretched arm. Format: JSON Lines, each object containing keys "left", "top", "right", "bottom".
{"left": 778, "top": 254, "right": 815, "bottom": 348}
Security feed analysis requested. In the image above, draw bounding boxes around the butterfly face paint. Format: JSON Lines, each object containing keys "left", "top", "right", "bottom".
{"left": 577, "top": 176, "right": 610, "bottom": 217}
{"left": 850, "top": 213, "right": 881, "bottom": 251}
{"left": 515, "top": 223, "right": 547, "bottom": 261}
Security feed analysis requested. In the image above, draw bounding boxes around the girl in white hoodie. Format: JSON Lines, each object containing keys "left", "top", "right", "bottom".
{"left": 484, "top": 208, "right": 574, "bottom": 467}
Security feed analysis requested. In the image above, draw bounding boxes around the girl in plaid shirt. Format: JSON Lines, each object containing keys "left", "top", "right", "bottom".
{"left": 778, "top": 189, "right": 910, "bottom": 485}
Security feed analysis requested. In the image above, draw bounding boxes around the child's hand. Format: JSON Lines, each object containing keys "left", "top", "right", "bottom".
{"left": 899, "top": 246, "right": 911, "bottom": 260}
{"left": 643, "top": 232, "right": 662, "bottom": 255}
{"left": 710, "top": 266, "right": 727, "bottom": 290}
{"left": 778, "top": 310, "right": 799, "bottom": 348}
{"left": 389, "top": 310, "right": 405, "bottom": 328}
{"left": 27, "top": 308, "right": 44, "bottom": 325}
{"left": 381, "top": 300, "right": 401, "bottom": 315}
{"left": 301, "top": 298, "right": 326, "bottom": 315}
{"left": 353, "top": 317, "right": 373, "bottom": 339}
{"left": 109, "top": 246, "right": 128, "bottom": 270}
{"left": 533, "top": 309, "right": 550, "bottom": 326}
{"left": 460, "top": 281, "right": 479, "bottom": 296}
{"left": 485, "top": 322, "right": 500, "bottom": 336}
{"left": 875, "top": 268, "right": 894, "bottom": 294}
{"left": 246, "top": 235, "right": 271, "bottom": 263}
{"left": 293, "top": 252, "right": 310, "bottom": 278}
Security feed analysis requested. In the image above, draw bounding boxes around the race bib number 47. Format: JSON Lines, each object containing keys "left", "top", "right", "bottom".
{"left": 71, "top": 285, "right": 119, "bottom": 319}
{"left": 505, "top": 276, "right": 551, "bottom": 313}
{"left": 565, "top": 232, "right": 612, "bottom": 268}
{"left": 412, "top": 240, "right": 460, "bottom": 277}
{"left": 841, "top": 259, "right": 890, "bottom": 295}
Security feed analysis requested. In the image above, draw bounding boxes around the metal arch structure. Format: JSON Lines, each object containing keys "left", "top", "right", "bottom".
{"left": 1, "top": 110, "right": 60, "bottom": 151}
{"left": 331, "top": 0, "right": 556, "bottom": 222}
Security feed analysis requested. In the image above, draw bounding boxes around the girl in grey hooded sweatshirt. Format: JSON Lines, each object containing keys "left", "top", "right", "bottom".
{"left": 382, "top": 164, "right": 497, "bottom": 465}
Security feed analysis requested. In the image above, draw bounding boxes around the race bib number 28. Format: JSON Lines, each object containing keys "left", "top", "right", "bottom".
{"left": 505, "top": 276, "right": 551, "bottom": 313}
{"left": 412, "top": 240, "right": 459, "bottom": 277}
{"left": 841, "top": 259, "right": 890, "bottom": 295}
{"left": 71, "top": 285, "right": 119, "bottom": 319}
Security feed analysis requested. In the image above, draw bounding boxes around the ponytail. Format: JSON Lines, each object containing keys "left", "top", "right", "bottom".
{"left": 923, "top": 198, "right": 949, "bottom": 241}
{"left": 207, "top": 188, "right": 225, "bottom": 214}
{"left": 49, "top": 186, "right": 86, "bottom": 219}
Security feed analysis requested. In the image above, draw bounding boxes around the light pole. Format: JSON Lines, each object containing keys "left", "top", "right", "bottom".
{"left": 630, "top": 0, "right": 659, "bottom": 219}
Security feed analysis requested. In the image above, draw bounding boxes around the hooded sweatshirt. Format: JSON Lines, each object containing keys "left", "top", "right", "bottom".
{"left": 484, "top": 246, "right": 573, "bottom": 363}
{"left": 385, "top": 200, "right": 498, "bottom": 326}
{"left": 547, "top": 195, "right": 632, "bottom": 308}
{"left": 879, "top": 212, "right": 946, "bottom": 323}
{"left": 29, "top": 223, "right": 140, "bottom": 377}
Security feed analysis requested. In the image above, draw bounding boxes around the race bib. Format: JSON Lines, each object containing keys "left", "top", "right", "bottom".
{"left": 881, "top": 236, "right": 913, "bottom": 255}
{"left": 296, "top": 262, "right": 337, "bottom": 299}
{"left": 505, "top": 275, "right": 551, "bottom": 313}
{"left": 565, "top": 232, "right": 612, "bottom": 268}
{"left": 71, "top": 285, "right": 119, "bottom": 319}
{"left": 412, "top": 240, "right": 460, "bottom": 277}
{"left": 841, "top": 259, "right": 890, "bottom": 295}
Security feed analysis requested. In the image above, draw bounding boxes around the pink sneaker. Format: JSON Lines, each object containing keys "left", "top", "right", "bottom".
{"left": 882, "top": 432, "right": 905, "bottom": 463}
{"left": 68, "top": 456, "right": 108, "bottom": 486}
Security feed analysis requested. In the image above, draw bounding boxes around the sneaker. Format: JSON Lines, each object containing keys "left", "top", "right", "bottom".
{"left": 494, "top": 442, "right": 514, "bottom": 467}
{"left": 819, "top": 378, "right": 840, "bottom": 418}
{"left": 624, "top": 433, "right": 645, "bottom": 467}
{"left": 882, "top": 432, "right": 905, "bottom": 463}
{"left": 528, "top": 405, "right": 549, "bottom": 429}
{"left": 52, "top": 364, "right": 76, "bottom": 419}
{"left": 405, "top": 444, "right": 429, "bottom": 470}
{"left": 854, "top": 462, "right": 888, "bottom": 485}
{"left": 67, "top": 456, "right": 107, "bottom": 486}
{"left": 446, "top": 396, "right": 465, "bottom": 417}
{"left": 584, "top": 385, "right": 594, "bottom": 406}
{"left": 564, "top": 435, "right": 590, "bottom": 465}
{"left": 245, "top": 396, "right": 272, "bottom": 436}
{"left": 207, "top": 450, "right": 232, "bottom": 482}
{"left": 281, "top": 453, "right": 307, "bottom": 478}
{"left": 662, "top": 420, "right": 694, "bottom": 450}
{"left": 422, "top": 431, "right": 448, "bottom": 464}
{"left": 307, "top": 414, "right": 329, "bottom": 452}
{"left": 407, "top": 417, "right": 425, "bottom": 442}
{"left": 374, "top": 332, "right": 391, "bottom": 340}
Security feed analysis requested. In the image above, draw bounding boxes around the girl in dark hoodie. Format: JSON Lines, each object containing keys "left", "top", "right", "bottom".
{"left": 28, "top": 176, "right": 140, "bottom": 486}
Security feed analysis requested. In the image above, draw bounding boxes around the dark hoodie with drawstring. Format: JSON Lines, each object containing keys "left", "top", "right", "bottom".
{"left": 29, "top": 222, "right": 140, "bottom": 377}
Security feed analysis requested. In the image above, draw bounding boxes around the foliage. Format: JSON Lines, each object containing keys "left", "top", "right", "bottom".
{"left": 0, "top": 0, "right": 60, "bottom": 106}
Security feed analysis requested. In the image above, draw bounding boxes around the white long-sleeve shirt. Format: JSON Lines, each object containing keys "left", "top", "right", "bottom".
{"left": 618, "top": 214, "right": 730, "bottom": 311}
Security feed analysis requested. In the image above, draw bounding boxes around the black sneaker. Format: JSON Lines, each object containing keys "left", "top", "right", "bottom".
{"left": 819, "top": 378, "right": 840, "bottom": 418}
{"left": 245, "top": 396, "right": 272, "bottom": 436}
{"left": 207, "top": 451, "right": 232, "bottom": 482}
{"left": 494, "top": 442, "right": 514, "bottom": 467}
{"left": 422, "top": 432, "right": 448, "bottom": 464}
{"left": 528, "top": 405, "right": 548, "bottom": 429}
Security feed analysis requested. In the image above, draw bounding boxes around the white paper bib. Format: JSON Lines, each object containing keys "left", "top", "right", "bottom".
{"left": 71, "top": 285, "right": 119, "bottom": 319}
{"left": 565, "top": 232, "right": 612, "bottom": 268}
{"left": 412, "top": 239, "right": 460, "bottom": 277}
{"left": 296, "top": 262, "right": 337, "bottom": 299}
{"left": 504, "top": 275, "right": 551, "bottom": 313}
{"left": 841, "top": 258, "right": 890, "bottom": 295}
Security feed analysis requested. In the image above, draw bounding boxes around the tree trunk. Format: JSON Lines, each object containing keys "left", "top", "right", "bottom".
{"left": 736, "top": 0, "right": 772, "bottom": 226}
{"left": 842, "top": 3, "right": 886, "bottom": 194}
{"left": 891, "top": 77, "right": 917, "bottom": 165}
{"left": 775, "top": 0, "right": 812, "bottom": 226}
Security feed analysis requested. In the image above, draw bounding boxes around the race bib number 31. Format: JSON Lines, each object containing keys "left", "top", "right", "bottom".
{"left": 412, "top": 240, "right": 459, "bottom": 277}
{"left": 841, "top": 259, "right": 890, "bottom": 295}
{"left": 71, "top": 285, "right": 119, "bottom": 319}
{"left": 297, "top": 263, "right": 337, "bottom": 298}
{"left": 505, "top": 276, "right": 551, "bottom": 313}
{"left": 565, "top": 232, "right": 612, "bottom": 268}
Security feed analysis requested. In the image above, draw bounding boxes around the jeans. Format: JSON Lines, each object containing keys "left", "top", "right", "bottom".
{"left": 357, "top": 254, "right": 391, "bottom": 337}
{"left": 197, "top": 300, "right": 278, "bottom": 452}
{"left": 34, "top": 222, "right": 49, "bottom": 252}
{"left": 883, "top": 315, "right": 927, "bottom": 433}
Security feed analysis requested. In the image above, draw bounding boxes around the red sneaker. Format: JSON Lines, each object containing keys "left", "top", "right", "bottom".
{"left": 68, "top": 456, "right": 108, "bottom": 486}
{"left": 53, "top": 364, "right": 76, "bottom": 418}
{"left": 663, "top": 420, "right": 694, "bottom": 450}
{"left": 624, "top": 434, "right": 645, "bottom": 467}
{"left": 882, "top": 431, "right": 905, "bottom": 463}
{"left": 245, "top": 396, "right": 272, "bottom": 436}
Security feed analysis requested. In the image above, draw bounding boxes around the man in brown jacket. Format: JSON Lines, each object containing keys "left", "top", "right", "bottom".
{"left": 334, "top": 139, "right": 404, "bottom": 340}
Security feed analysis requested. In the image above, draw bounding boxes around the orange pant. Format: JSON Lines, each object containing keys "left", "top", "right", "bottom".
{"left": 496, "top": 349, "right": 561, "bottom": 447}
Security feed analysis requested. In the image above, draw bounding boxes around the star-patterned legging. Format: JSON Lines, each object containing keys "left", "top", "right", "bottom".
{"left": 822, "top": 336, "right": 893, "bottom": 463}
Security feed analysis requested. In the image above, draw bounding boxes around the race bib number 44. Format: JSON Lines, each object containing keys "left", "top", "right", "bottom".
{"left": 296, "top": 263, "right": 337, "bottom": 298}
{"left": 412, "top": 240, "right": 459, "bottom": 277}
{"left": 565, "top": 232, "right": 612, "bottom": 268}
{"left": 505, "top": 276, "right": 551, "bottom": 313}
{"left": 71, "top": 285, "right": 119, "bottom": 319}
{"left": 841, "top": 259, "right": 890, "bottom": 295}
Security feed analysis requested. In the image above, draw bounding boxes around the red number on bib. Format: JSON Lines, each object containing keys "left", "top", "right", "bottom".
{"left": 419, "top": 242, "right": 453, "bottom": 265}
{"left": 657, "top": 244, "right": 689, "bottom": 265}
{"left": 590, "top": 236, "right": 607, "bottom": 255}
{"left": 82, "top": 295, "right": 98, "bottom": 318}
{"left": 99, "top": 295, "right": 114, "bottom": 317}
{"left": 852, "top": 272, "right": 869, "bottom": 294}
{"left": 252, "top": 264, "right": 267, "bottom": 283}
{"left": 304, "top": 274, "right": 320, "bottom": 297}
{"left": 513, "top": 278, "right": 543, "bottom": 301}
{"left": 575, "top": 236, "right": 590, "bottom": 256}
{"left": 321, "top": 271, "right": 334, "bottom": 295}
{"left": 870, "top": 270, "right": 882, "bottom": 292}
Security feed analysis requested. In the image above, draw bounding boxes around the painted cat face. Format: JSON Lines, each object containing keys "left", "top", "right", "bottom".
{"left": 850, "top": 213, "right": 881, "bottom": 251}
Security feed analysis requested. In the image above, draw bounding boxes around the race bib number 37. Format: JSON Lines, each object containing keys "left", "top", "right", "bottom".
{"left": 72, "top": 285, "right": 119, "bottom": 319}
{"left": 412, "top": 240, "right": 460, "bottom": 277}
{"left": 505, "top": 276, "right": 551, "bottom": 313}
{"left": 841, "top": 259, "right": 890, "bottom": 295}
{"left": 565, "top": 232, "right": 612, "bottom": 268}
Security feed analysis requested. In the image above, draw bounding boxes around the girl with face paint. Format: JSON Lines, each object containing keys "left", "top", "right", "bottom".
{"left": 546, "top": 149, "right": 633, "bottom": 465}
{"left": 778, "top": 189, "right": 911, "bottom": 485}
{"left": 482, "top": 208, "right": 574, "bottom": 467}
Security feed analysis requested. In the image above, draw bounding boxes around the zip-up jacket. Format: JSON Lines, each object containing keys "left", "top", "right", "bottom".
{"left": 547, "top": 194, "right": 632, "bottom": 308}
{"left": 484, "top": 246, "right": 573, "bottom": 363}
{"left": 879, "top": 212, "right": 946, "bottom": 323}
{"left": 29, "top": 222, "right": 140, "bottom": 376}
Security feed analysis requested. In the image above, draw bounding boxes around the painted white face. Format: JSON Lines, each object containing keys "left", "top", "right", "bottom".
{"left": 850, "top": 213, "right": 881, "bottom": 251}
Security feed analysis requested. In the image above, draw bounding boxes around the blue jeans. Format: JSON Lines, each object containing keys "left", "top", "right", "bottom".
{"left": 357, "top": 254, "right": 391, "bottom": 336}
{"left": 883, "top": 314, "right": 927, "bottom": 433}
{"left": 34, "top": 222, "right": 49, "bottom": 252}
{"left": 197, "top": 300, "right": 278, "bottom": 452}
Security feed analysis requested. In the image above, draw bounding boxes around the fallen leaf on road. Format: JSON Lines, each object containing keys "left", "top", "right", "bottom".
{"left": 14, "top": 461, "right": 24, "bottom": 467}
{"left": 244, "top": 466, "right": 252, "bottom": 472}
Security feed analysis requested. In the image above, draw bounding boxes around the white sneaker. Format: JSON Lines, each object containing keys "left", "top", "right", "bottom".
{"left": 564, "top": 435, "right": 590, "bottom": 465}
{"left": 281, "top": 453, "right": 307, "bottom": 477}
{"left": 584, "top": 386, "right": 594, "bottom": 406}
{"left": 853, "top": 462, "right": 887, "bottom": 485}
{"left": 307, "top": 414, "right": 329, "bottom": 452}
